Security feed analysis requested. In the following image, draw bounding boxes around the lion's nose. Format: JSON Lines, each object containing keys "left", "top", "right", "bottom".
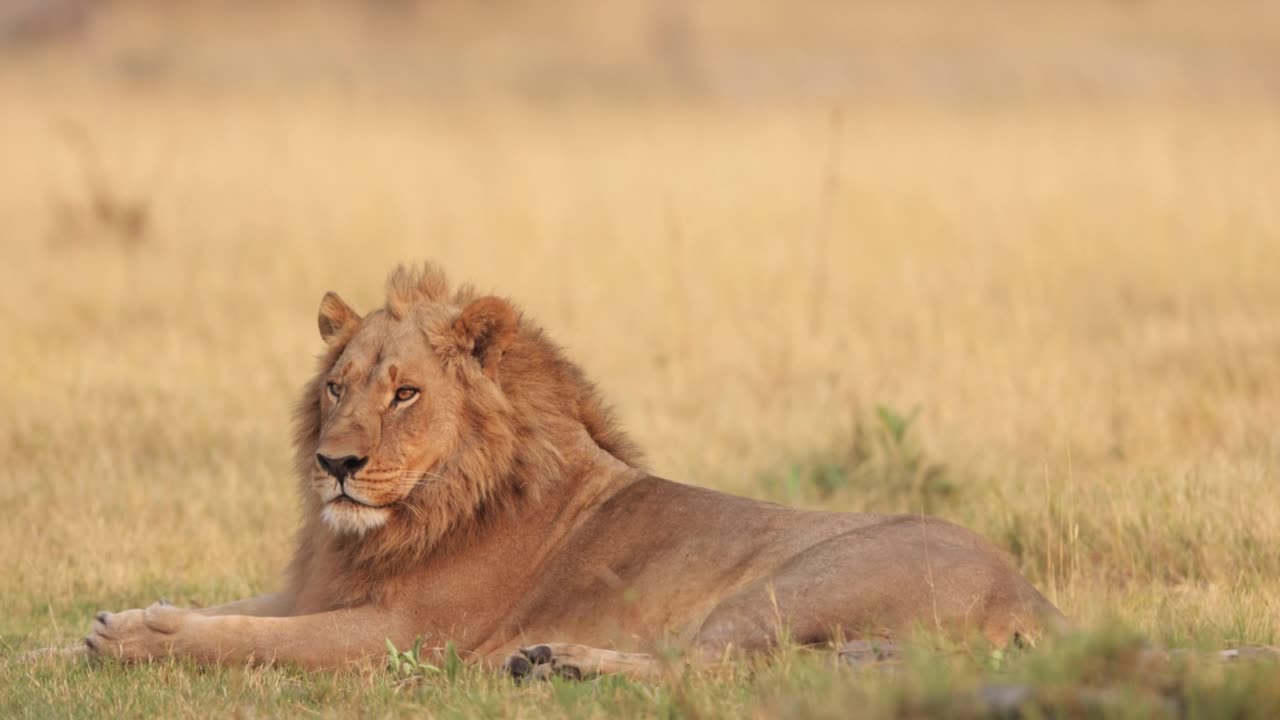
{"left": 316, "top": 454, "right": 369, "bottom": 482}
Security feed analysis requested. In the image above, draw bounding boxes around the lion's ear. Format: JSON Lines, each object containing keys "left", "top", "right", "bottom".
{"left": 452, "top": 296, "right": 519, "bottom": 380}
{"left": 317, "top": 291, "right": 360, "bottom": 345}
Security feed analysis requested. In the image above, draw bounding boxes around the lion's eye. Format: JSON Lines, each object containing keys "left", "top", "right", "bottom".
{"left": 393, "top": 386, "right": 419, "bottom": 404}
{"left": 326, "top": 382, "right": 342, "bottom": 399}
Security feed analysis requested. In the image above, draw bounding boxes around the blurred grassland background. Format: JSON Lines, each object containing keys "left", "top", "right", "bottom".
{"left": 2, "top": 0, "right": 1280, "bottom": 716}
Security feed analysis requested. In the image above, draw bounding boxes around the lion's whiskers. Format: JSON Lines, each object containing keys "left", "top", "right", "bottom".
{"left": 362, "top": 470, "right": 449, "bottom": 485}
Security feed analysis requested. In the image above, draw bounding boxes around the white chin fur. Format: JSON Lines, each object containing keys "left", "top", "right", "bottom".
{"left": 322, "top": 502, "right": 390, "bottom": 535}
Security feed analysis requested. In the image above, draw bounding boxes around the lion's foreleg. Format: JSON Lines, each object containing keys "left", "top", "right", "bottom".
{"left": 87, "top": 602, "right": 412, "bottom": 669}
{"left": 186, "top": 609, "right": 412, "bottom": 667}
{"left": 193, "top": 592, "right": 293, "bottom": 618}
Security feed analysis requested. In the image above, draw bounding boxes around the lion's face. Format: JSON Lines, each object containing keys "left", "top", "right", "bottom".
{"left": 307, "top": 287, "right": 518, "bottom": 536}
{"left": 312, "top": 308, "right": 457, "bottom": 534}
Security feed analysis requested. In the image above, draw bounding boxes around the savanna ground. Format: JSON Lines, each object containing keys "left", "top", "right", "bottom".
{"left": 2, "top": 1, "right": 1280, "bottom": 717}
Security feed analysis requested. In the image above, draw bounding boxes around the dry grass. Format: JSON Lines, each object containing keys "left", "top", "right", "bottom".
{"left": 2, "top": 1, "right": 1280, "bottom": 716}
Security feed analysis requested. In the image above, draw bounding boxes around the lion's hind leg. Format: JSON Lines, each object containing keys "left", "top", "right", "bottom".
{"left": 693, "top": 519, "right": 1058, "bottom": 654}
{"left": 503, "top": 643, "right": 662, "bottom": 681}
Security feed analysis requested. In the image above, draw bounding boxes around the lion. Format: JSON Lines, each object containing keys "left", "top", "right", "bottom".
{"left": 83, "top": 263, "right": 1065, "bottom": 677}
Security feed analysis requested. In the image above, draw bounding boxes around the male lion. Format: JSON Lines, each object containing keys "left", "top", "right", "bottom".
{"left": 84, "top": 263, "right": 1065, "bottom": 677}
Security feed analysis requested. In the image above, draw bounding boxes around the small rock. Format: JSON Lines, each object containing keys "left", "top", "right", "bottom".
{"left": 837, "top": 640, "right": 901, "bottom": 668}
{"left": 979, "top": 683, "right": 1034, "bottom": 714}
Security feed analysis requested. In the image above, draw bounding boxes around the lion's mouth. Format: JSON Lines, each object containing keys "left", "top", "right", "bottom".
{"left": 331, "top": 493, "right": 391, "bottom": 509}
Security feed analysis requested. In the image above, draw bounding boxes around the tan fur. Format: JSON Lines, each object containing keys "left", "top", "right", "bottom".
{"left": 85, "top": 262, "right": 1064, "bottom": 675}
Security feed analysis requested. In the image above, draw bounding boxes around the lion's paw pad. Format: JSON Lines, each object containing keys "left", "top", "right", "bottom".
{"left": 504, "top": 644, "right": 584, "bottom": 682}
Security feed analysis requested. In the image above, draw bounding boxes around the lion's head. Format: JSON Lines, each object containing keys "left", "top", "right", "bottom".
{"left": 289, "top": 264, "right": 642, "bottom": 600}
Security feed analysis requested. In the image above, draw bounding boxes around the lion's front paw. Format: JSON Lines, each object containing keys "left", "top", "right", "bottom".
{"left": 503, "top": 643, "right": 657, "bottom": 681}
{"left": 85, "top": 602, "right": 193, "bottom": 662}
